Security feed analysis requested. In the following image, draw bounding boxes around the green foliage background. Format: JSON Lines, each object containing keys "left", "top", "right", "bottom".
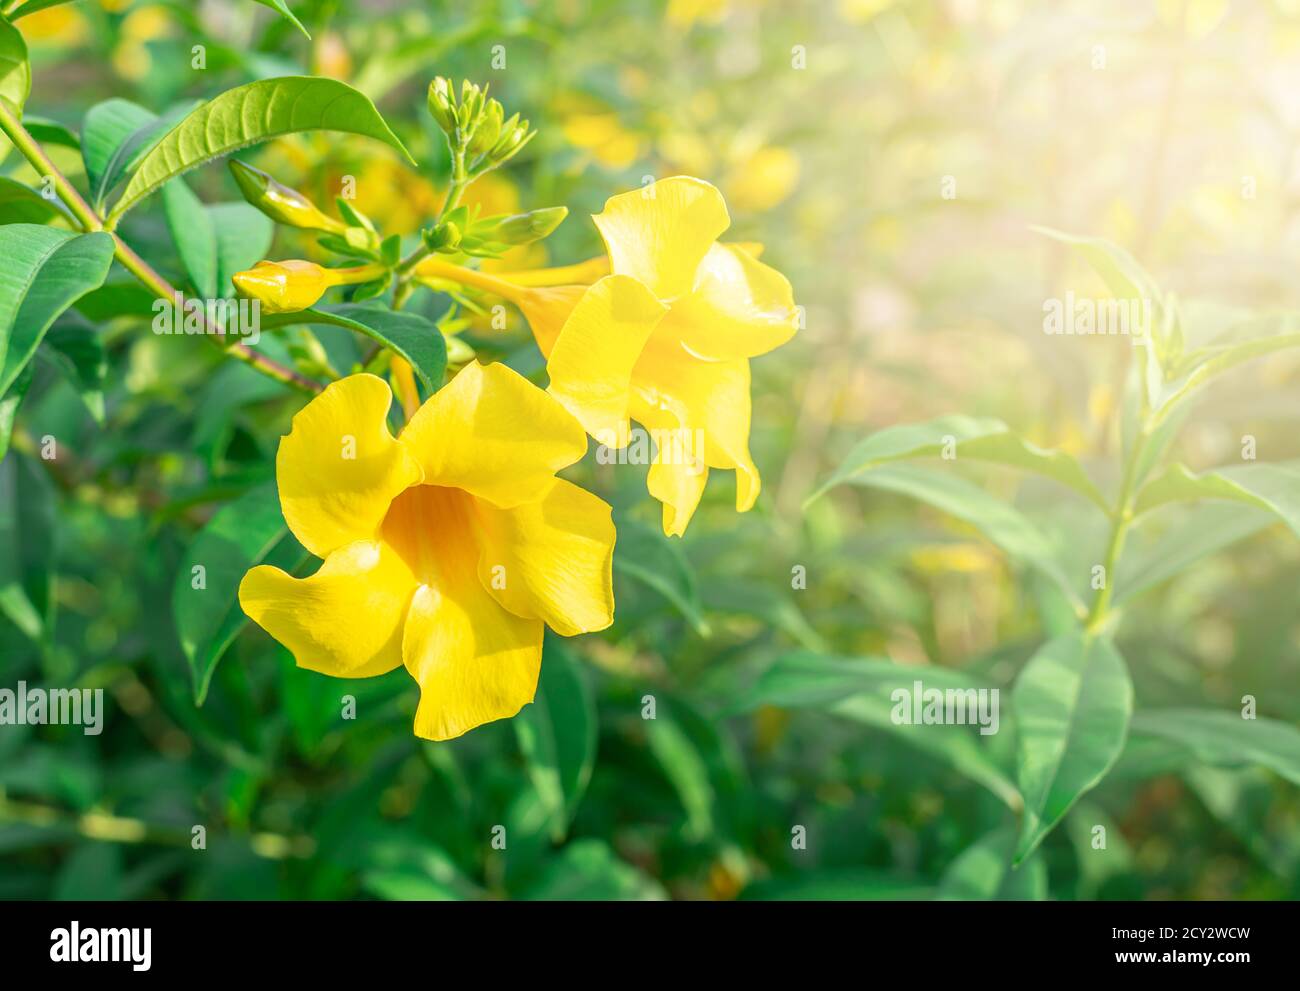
{"left": 1, "top": 0, "right": 1298, "bottom": 901}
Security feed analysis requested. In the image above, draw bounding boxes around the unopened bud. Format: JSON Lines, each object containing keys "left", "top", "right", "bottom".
{"left": 228, "top": 160, "right": 346, "bottom": 234}
{"left": 427, "top": 77, "right": 456, "bottom": 132}
{"left": 468, "top": 99, "right": 505, "bottom": 157}
{"left": 490, "top": 206, "right": 568, "bottom": 245}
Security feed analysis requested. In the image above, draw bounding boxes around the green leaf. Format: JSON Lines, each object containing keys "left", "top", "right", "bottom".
{"left": 826, "top": 463, "right": 1084, "bottom": 610}
{"left": 22, "top": 116, "right": 79, "bottom": 150}
{"left": 1116, "top": 502, "right": 1275, "bottom": 605}
{"left": 513, "top": 635, "right": 597, "bottom": 842}
{"left": 727, "top": 652, "right": 1020, "bottom": 809}
{"left": 73, "top": 280, "right": 157, "bottom": 322}
{"left": 252, "top": 0, "right": 310, "bottom": 38}
{"left": 266, "top": 304, "right": 447, "bottom": 394}
{"left": 0, "top": 226, "right": 115, "bottom": 400}
{"left": 611, "top": 515, "right": 710, "bottom": 636}
{"left": 162, "top": 180, "right": 274, "bottom": 301}
{"left": 209, "top": 203, "right": 273, "bottom": 298}
{"left": 1129, "top": 709, "right": 1300, "bottom": 786}
{"left": 0, "top": 16, "right": 30, "bottom": 115}
{"left": 1030, "top": 226, "right": 1161, "bottom": 303}
{"left": 172, "top": 484, "right": 306, "bottom": 704}
{"left": 0, "top": 450, "right": 55, "bottom": 642}
{"left": 519, "top": 840, "right": 667, "bottom": 900}
{"left": 701, "top": 579, "right": 827, "bottom": 651}
{"left": 107, "top": 77, "right": 413, "bottom": 224}
{"left": 1013, "top": 633, "right": 1133, "bottom": 862}
{"left": 44, "top": 321, "right": 106, "bottom": 423}
{"left": 1134, "top": 462, "right": 1300, "bottom": 537}
{"left": 81, "top": 98, "right": 189, "bottom": 212}
{"left": 645, "top": 710, "right": 715, "bottom": 840}
{"left": 807, "top": 415, "right": 1107, "bottom": 511}
{"left": 0, "top": 176, "right": 72, "bottom": 226}
{"left": 1153, "top": 332, "right": 1300, "bottom": 421}
{"left": 937, "top": 828, "right": 1046, "bottom": 900}
{"left": 360, "top": 839, "right": 480, "bottom": 901}
{"left": 54, "top": 843, "right": 123, "bottom": 901}
{"left": 0, "top": 361, "right": 30, "bottom": 462}
{"left": 162, "top": 178, "right": 217, "bottom": 300}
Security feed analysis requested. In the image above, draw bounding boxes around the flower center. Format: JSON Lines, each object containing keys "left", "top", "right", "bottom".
{"left": 381, "top": 484, "right": 480, "bottom": 588}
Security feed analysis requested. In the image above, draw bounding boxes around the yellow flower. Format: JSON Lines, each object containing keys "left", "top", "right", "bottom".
{"left": 232, "top": 259, "right": 384, "bottom": 314}
{"left": 238, "top": 364, "right": 615, "bottom": 741}
{"left": 531, "top": 178, "right": 798, "bottom": 535}
{"left": 413, "top": 179, "right": 796, "bottom": 535}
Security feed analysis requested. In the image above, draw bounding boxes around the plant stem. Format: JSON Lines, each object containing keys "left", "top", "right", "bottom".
{"left": 1085, "top": 425, "right": 1149, "bottom": 635}
{"left": 0, "top": 101, "right": 321, "bottom": 394}
{"left": 394, "top": 145, "right": 470, "bottom": 277}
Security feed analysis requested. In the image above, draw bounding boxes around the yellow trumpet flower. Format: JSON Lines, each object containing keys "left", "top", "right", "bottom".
{"left": 232, "top": 260, "right": 384, "bottom": 314}
{"left": 238, "top": 363, "right": 615, "bottom": 741}
{"left": 418, "top": 177, "right": 798, "bottom": 536}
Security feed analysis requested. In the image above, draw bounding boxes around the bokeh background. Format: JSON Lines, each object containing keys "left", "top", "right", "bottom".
{"left": 1, "top": 0, "right": 1298, "bottom": 900}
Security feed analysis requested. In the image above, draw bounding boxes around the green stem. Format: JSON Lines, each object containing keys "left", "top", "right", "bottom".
{"left": 0, "top": 101, "right": 321, "bottom": 394}
{"left": 1085, "top": 425, "right": 1149, "bottom": 635}
{"left": 394, "top": 144, "right": 470, "bottom": 277}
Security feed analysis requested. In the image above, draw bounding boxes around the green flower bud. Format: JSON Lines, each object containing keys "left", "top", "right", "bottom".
{"left": 228, "top": 159, "right": 346, "bottom": 233}
{"left": 421, "top": 221, "right": 462, "bottom": 253}
{"left": 488, "top": 206, "right": 568, "bottom": 245}
{"left": 468, "top": 98, "right": 504, "bottom": 157}
{"left": 427, "top": 77, "right": 456, "bottom": 132}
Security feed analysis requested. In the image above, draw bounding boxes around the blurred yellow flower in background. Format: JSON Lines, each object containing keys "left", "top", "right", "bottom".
{"left": 20, "top": 6, "right": 89, "bottom": 43}
{"left": 239, "top": 365, "right": 616, "bottom": 741}
{"left": 558, "top": 95, "right": 643, "bottom": 170}
{"left": 724, "top": 145, "right": 800, "bottom": 213}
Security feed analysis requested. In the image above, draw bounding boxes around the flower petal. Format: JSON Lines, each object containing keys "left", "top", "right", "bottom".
{"left": 546, "top": 275, "right": 666, "bottom": 447}
{"left": 398, "top": 361, "right": 587, "bottom": 509}
{"left": 592, "top": 176, "right": 730, "bottom": 300}
{"left": 514, "top": 284, "right": 589, "bottom": 356}
{"left": 276, "top": 373, "right": 422, "bottom": 558}
{"left": 474, "top": 479, "right": 616, "bottom": 636}
{"left": 631, "top": 343, "right": 761, "bottom": 533}
{"left": 648, "top": 457, "right": 710, "bottom": 538}
{"left": 239, "top": 539, "right": 417, "bottom": 678}
{"left": 660, "top": 242, "right": 798, "bottom": 361}
{"left": 403, "top": 581, "right": 543, "bottom": 741}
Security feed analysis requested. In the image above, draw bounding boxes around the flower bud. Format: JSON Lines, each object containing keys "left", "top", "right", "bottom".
{"left": 427, "top": 77, "right": 456, "bottom": 133}
{"left": 228, "top": 160, "right": 346, "bottom": 234}
{"left": 489, "top": 117, "right": 535, "bottom": 165}
{"left": 233, "top": 260, "right": 336, "bottom": 314}
{"left": 489, "top": 206, "right": 568, "bottom": 245}
{"left": 467, "top": 98, "right": 504, "bottom": 157}
{"left": 422, "top": 221, "right": 462, "bottom": 253}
